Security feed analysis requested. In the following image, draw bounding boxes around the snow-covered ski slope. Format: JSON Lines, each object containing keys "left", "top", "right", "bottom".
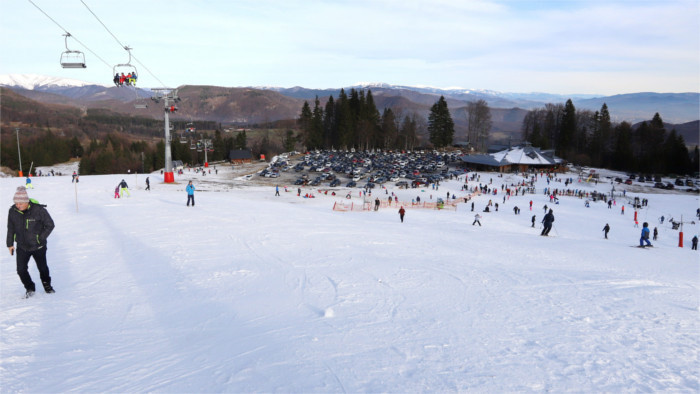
{"left": 1, "top": 165, "right": 698, "bottom": 392}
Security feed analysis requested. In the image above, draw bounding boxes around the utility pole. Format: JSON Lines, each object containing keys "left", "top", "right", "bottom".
{"left": 151, "top": 88, "right": 180, "bottom": 183}
{"left": 15, "top": 128, "right": 23, "bottom": 177}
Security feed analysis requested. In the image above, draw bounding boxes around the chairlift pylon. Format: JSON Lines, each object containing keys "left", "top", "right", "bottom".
{"left": 60, "top": 33, "right": 86, "bottom": 69}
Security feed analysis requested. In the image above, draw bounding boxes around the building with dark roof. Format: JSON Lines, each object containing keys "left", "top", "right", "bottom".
{"left": 227, "top": 149, "right": 253, "bottom": 164}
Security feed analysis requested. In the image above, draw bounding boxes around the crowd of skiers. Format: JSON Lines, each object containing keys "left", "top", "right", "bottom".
{"left": 8, "top": 165, "right": 698, "bottom": 298}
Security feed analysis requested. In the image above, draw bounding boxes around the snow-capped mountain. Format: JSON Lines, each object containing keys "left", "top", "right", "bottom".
{"left": 0, "top": 73, "right": 108, "bottom": 89}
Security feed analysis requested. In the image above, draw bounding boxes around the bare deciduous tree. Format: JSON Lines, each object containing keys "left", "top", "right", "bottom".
{"left": 466, "top": 99, "right": 492, "bottom": 152}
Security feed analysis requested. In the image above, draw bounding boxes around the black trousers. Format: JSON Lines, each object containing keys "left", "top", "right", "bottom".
{"left": 541, "top": 224, "right": 552, "bottom": 235}
{"left": 16, "top": 247, "right": 51, "bottom": 292}
{"left": 187, "top": 195, "right": 195, "bottom": 206}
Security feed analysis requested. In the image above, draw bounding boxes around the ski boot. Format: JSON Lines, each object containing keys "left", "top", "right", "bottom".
{"left": 43, "top": 282, "right": 55, "bottom": 294}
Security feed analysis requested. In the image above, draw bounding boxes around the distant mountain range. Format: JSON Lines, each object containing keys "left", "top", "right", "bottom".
{"left": 1, "top": 74, "right": 698, "bottom": 146}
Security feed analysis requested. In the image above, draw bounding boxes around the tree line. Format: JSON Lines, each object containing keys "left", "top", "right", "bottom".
{"left": 297, "top": 88, "right": 421, "bottom": 151}
{"left": 297, "top": 92, "right": 494, "bottom": 151}
{"left": 522, "top": 100, "right": 698, "bottom": 175}
{"left": 0, "top": 130, "right": 83, "bottom": 173}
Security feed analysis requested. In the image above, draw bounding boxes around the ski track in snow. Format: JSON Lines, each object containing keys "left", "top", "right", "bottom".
{"left": 1, "top": 166, "right": 699, "bottom": 392}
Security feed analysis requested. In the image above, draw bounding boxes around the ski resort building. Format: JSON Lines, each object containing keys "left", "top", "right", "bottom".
{"left": 459, "top": 143, "right": 564, "bottom": 172}
{"left": 227, "top": 149, "right": 253, "bottom": 164}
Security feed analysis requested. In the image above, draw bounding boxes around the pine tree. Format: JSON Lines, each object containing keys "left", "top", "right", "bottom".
{"left": 283, "top": 130, "right": 297, "bottom": 152}
{"left": 298, "top": 101, "right": 313, "bottom": 148}
{"left": 234, "top": 130, "right": 247, "bottom": 150}
{"left": 309, "top": 96, "right": 324, "bottom": 149}
{"left": 335, "top": 89, "right": 354, "bottom": 149}
{"left": 558, "top": 99, "right": 576, "bottom": 157}
{"left": 323, "top": 96, "right": 336, "bottom": 148}
{"left": 428, "top": 96, "right": 455, "bottom": 148}
{"left": 612, "top": 122, "right": 635, "bottom": 171}
{"left": 380, "top": 108, "right": 397, "bottom": 149}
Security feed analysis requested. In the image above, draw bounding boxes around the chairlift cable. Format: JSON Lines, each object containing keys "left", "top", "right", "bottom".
{"left": 25, "top": 0, "right": 112, "bottom": 69}
{"left": 79, "top": 0, "right": 127, "bottom": 50}
{"left": 80, "top": 0, "right": 169, "bottom": 88}
{"left": 131, "top": 55, "right": 168, "bottom": 89}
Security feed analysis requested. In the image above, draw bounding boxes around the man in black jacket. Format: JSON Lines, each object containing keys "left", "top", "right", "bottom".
{"left": 6, "top": 187, "right": 55, "bottom": 297}
{"left": 541, "top": 209, "right": 555, "bottom": 236}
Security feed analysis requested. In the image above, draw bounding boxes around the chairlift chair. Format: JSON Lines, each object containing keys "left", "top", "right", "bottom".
{"left": 60, "top": 33, "right": 86, "bottom": 69}
{"left": 132, "top": 88, "right": 148, "bottom": 109}
{"left": 112, "top": 46, "right": 138, "bottom": 86}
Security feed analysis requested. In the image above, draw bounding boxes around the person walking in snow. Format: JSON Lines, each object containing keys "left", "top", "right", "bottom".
{"left": 541, "top": 209, "right": 554, "bottom": 236}
{"left": 186, "top": 180, "right": 196, "bottom": 207}
{"left": 119, "top": 179, "right": 130, "bottom": 197}
{"left": 653, "top": 227, "right": 658, "bottom": 241}
{"left": 374, "top": 198, "right": 380, "bottom": 211}
{"left": 6, "top": 187, "right": 55, "bottom": 297}
{"left": 531, "top": 214, "right": 536, "bottom": 227}
{"left": 639, "top": 222, "right": 652, "bottom": 247}
{"left": 398, "top": 206, "right": 405, "bottom": 223}
{"left": 692, "top": 235, "right": 698, "bottom": 250}
{"left": 472, "top": 213, "right": 482, "bottom": 226}
{"left": 275, "top": 185, "right": 280, "bottom": 196}
{"left": 603, "top": 223, "right": 610, "bottom": 239}
{"left": 145, "top": 177, "right": 150, "bottom": 191}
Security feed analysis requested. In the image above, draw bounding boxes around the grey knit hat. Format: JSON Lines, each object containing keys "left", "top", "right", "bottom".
{"left": 13, "top": 186, "right": 29, "bottom": 204}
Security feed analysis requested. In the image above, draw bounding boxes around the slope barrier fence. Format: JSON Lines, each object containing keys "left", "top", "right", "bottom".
{"left": 332, "top": 191, "right": 481, "bottom": 212}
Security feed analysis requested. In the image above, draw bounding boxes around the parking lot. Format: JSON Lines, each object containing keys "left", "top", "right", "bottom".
{"left": 256, "top": 150, "right": 466, "bottom": 190}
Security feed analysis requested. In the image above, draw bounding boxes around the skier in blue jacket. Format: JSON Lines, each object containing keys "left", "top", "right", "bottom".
{"left": 639, "top": 222, "right": 652, "bottom": 247}
{"left": 186, "top": 181, "right": 195, "bottom": 207}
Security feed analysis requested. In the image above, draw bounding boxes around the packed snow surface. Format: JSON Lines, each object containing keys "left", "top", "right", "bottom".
{"left": 1, "top": 164, "right": 698, "bottom": 392}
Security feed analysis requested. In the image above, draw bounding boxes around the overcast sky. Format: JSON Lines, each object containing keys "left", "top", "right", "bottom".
{"left": 1, "top": 0, "right": 698, "bottom": 95}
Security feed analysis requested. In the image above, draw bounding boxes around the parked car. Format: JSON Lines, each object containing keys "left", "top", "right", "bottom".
{"left": 346, "top": 181, "right": 357, "bottom": 188}
{"left": 329, "top": 179, "right": 341, "bottom": 187}
{"left": 624, "top": 179, "right": 633, "bottom": 185}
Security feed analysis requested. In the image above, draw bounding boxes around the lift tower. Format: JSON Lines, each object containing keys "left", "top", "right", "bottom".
{"left": 151, "top": 88, "right": 180, "bottom": 183}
